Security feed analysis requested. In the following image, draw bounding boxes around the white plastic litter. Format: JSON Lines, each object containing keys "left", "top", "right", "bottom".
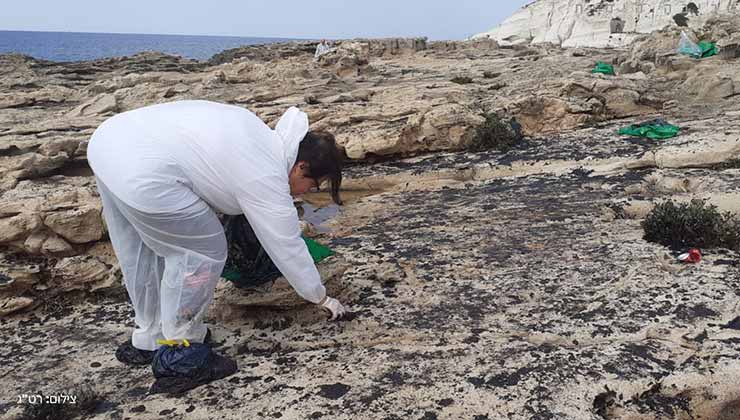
{"left": 677, "top": 30, "right": 702, "bottom": 58}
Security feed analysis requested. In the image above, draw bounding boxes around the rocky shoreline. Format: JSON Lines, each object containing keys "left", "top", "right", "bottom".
{"left": 1, "top": 16, "right": 740, "bottom": 419}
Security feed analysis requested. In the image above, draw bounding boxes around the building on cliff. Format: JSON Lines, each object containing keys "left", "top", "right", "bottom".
{"left": 472, "top": 0, "right": 739, "bottom": 47}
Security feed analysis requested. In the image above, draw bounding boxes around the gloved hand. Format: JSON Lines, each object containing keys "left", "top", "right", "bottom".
{"left": 320, "top": 296, "right": 347, "bottom": 321}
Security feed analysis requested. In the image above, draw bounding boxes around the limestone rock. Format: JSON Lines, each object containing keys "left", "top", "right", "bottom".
{"left": 317, "top": 41, "right": 370, "bottom": 77}
{"left": 208, "top": 41, "right": 316, "bottom": 65}
{"left": 0, "top": 152, "right": 72, "bottom": 185}
{"left": 0, "top": 94, "right": 35, "bottom": 109}
{"left": 41, "top": 233, "right": 75, "bottom": 256}
{"left": 0, "top": 296, "right": 34, "bottom": 316}
{"left": 36, "top": 138, "right": 82, "bottom": 157}
{"left": 0, "top": 87, "right": 74, "bottom": 111}
{"left": 366, "top": 37, "right": 428, "bottom": 56}
{"left": 11, "top": 230, "right": 75, "bottom": 256}
{"left": 504, "top": 71, "right": 663, "bottom": 134}
{"left": 0, "top": 177, "right": 95, "bottom": 216}
{"left": 466, "top": 37, "right": 500, "bottom": 50}
{"left": 654, "top": 136, "right": 740, "bottom": 168}
{"left": 342, "top": 104, "right": 484, "bottom": 159}
{"left": 0, "top": 214, "right": 42, "bottom": 243}
{"left": 508, "top": 96, "right": 594, "bottom": 134}
{"left": 618, "top": 58, "right": 656, "bottom": 75}
{"left": 0, "top": 253, "right": 42, "bottom": 292}
{"left": 0, "top": 54, "right": 39, "bottom": 89}
{"left": 202, "top": 70, "right": 226, "bottom": 87}
{"left": 87, "top": 73, "right": 163, "bottom": 94}
{"left": 718, "top": 32, "right": 740, "bottom": 58}
{"left": 43, "top": 206, "right": 104, "bottom": 244}
{"left": 67, "top": 93, "right": 118, "bottom": 117}
{"left": 209, "top": 38, "right": 425, "bottom": 66}
{"left": 50, "top": 255, "right": 113, "bottom": 291}
{"left": 655, "top": 52, "right": 697, "bottom": 71}
{"left": 473, "top": 0, "right": 739, "bottom": 48}
{"left": 22, "top": 231, "right": 46, "bottom": 254}
{"left": 626, "top": 27, "right": 686, "bottom": 64}
{"left": 680, "top": 72, "right": 735, "bottom": 101}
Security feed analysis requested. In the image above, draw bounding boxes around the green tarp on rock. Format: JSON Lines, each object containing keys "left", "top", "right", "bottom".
{"left": 591, "top": 62, "right": 615, "bottom": 75}
{"left": 618, "top": 119, "right": 680, "bottom": 140}
{"left": 698, "top": 41, "right": 718, "bottom": 58}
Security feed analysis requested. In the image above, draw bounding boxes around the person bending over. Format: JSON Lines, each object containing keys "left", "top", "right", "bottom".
{"left": 87, "top": 100, "right": 348, "bottom": 392}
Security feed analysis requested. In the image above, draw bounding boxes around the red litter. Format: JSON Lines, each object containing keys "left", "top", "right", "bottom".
{"left": 678, "top": 248, "right": 701, "bottom": 263}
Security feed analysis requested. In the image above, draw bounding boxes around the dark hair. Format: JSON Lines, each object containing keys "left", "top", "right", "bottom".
{"left": 297, "top": 130, "right": 344, "bottom": 204}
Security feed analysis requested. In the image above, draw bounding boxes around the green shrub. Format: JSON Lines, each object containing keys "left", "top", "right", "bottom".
{"left": 450, "top": 76, "right": 473, "bottom": 84}
{"left": 642, "top": 199, "right": 740, "bottom": 250}
{"left": 469, "top": 113, "right": 522, "bottom": 152}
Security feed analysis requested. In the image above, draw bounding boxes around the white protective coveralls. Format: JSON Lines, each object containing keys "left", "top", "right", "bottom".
{"left": 314, "top": 41, "right": 334, "bottom": 60}
{"left": 87, "top": 100, "right": 326, "bottom": 351}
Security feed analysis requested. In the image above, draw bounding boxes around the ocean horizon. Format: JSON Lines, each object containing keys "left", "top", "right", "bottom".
{"left": 0, "top": 30, "right": 305, "bottom": 62}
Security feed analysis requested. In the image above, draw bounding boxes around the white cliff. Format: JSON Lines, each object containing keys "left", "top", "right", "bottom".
{"left": 474, "top": 0, "right": 739, "bottom": 47}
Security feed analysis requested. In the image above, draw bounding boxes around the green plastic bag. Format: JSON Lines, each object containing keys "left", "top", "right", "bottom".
{"left": 220, "top": 212, "right": 334, "bottom": 287}
{"left": 698, "top": 41, "right": 718, "bottom": 58}
{"left": 591, "top": 62, "right": 615, "bottom": 75}
{"left": 618, "top": 119, "right": 680, "bottom": 140}
{"left": 303, "top": 237, "right": 334, "bottom": 263}
{"left": 221, "top": 267, "right": 242, "bottom": 282}
{"left": 222, "top": 236, "right": 333, "bottom": 283}
{"left": 678, "top": 31, "right": 718, "bottom": 59}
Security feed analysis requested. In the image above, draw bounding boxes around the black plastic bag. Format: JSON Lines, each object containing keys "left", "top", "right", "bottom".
{"left": 221, "top": 215, "right": 282, "bottom": 289}
{"left": 150, "top": 343, "right": 237, "bottom": 395}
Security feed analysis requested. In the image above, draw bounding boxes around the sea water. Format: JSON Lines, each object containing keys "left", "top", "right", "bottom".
{"left": 0, "top": 30, "right": 300, "bottom": 62}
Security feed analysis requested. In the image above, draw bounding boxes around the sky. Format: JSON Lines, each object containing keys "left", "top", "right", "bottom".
{"left": 0, "top": 1, "right": 532, "bottom": 40}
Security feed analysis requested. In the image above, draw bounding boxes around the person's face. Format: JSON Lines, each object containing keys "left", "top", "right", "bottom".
{"left": 289, "top": 162, "right": 325, "bottom": 196}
